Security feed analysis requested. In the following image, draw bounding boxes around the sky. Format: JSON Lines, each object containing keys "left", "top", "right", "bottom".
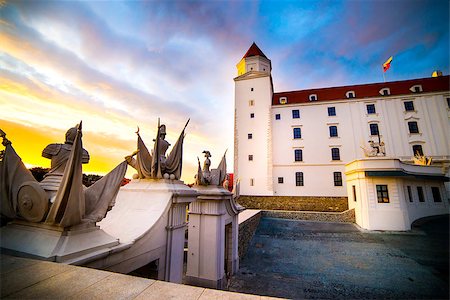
{"left": 1, "top": 0, "right": 449, "bottom": 182}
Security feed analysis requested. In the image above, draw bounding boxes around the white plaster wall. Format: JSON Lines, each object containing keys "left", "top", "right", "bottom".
{"left": 234, "top": 74, "right": 273, "bottom": 196}
{"left": 267, "top": 93, "right": 450, "bottom": 197}
{"left": 403, "top": 180, "right": 449, "bottom": 225}
{"left": 346, "top": 170, "right": 449, "bottom": 231}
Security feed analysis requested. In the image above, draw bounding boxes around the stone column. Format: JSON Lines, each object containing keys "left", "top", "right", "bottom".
{"left": 164, "top": 182, "right": 198, "bottom": 283}
{"left": 186, "top": 186, "right": 239, "bottom": 289}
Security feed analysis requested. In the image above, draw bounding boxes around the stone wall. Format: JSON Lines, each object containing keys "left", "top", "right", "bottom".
{"left": 262, "top": 208, "right": 355, "bottom": 223}
{"left": 238, "top": 212, "right": 261, "bottom": 261}
{"left": 237, "top": 196, "right": 348, "bottom": 212}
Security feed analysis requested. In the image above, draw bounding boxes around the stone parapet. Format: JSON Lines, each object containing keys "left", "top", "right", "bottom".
{"left": 237, "top": 196, "right": 348, "bottom": 212}
{"left": 262, "top": 208, "right": 355, "bottom": 223}
{"left": 238, "top": 210, "right": 261, "bottom": 261}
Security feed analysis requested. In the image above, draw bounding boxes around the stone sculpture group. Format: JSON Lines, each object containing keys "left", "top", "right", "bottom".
{"left": 0, "top": 119, "right": 194, "bottom": 228}
{"left": 0, "top": 124, "right": 127, "bottom": 228}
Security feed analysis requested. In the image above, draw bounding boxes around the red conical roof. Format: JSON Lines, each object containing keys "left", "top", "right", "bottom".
{"left": 242, "top": 42, "right": 267, "bottom": 59}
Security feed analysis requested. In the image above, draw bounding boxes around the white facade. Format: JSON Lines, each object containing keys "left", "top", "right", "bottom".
{"left": 345, "top": 158, "right": 449, "bottom": 231}
{"left": 234, "top": 72, "right": 274, "bottom": 196}
{"left": 234, "top": 44, "right": 450, "bottom": 198}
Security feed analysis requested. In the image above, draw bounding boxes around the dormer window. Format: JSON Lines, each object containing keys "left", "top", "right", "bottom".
{"left": 346, "top": 91, "right": 355, "bottom": 98}
{"left": 309, "top": 94, "right": 318, "bottom": 101}
{"left": 279, "top": 97, "right": 288, "bottom": 104}
{"left": 379, "top": 88, "right": 390, "bottom": 96}
{"left": 410, "top": 85, "right": 423, "bottom": 93}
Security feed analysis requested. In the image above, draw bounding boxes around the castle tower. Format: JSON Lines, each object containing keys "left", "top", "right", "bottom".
{"left": 234, "top": 43, "right": 274, "bottom": 196}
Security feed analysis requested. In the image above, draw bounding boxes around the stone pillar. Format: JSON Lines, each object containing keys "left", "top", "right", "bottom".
{"left": 186, "top": 186, "right": 240, "bottom": 289}
{"left": 164, "top": 182, "right": 198, "bottom": 283}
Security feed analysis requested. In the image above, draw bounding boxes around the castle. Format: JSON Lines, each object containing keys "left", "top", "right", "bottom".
{"left": 233, "top": 43, "right": 450, "bottom": 201}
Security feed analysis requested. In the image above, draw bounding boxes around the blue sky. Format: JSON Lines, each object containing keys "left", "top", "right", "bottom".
{"left": 0, "top": 0, "right": 448, "bottom": 181}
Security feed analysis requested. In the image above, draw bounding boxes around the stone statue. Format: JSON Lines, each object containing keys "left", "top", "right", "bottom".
{"left": 0, "top": 123, "right": 128, "bottom": 227}
{"left": 361, "top": 139, "right": 386, "bottom": 157}
{"left": 40, "top": 126, "right": 90, "bottom": 203}
{"left": 413, "top": 153, "right": 432, "bottom": 166}
{"left": 126, "top": 119, "right": 189, "bottom": 180}
{"left": 195, "top": 150, "right": 227, "bottom": 186}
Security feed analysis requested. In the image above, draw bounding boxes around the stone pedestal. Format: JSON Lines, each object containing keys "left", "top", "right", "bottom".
{"left": 0, "top": 221, "right": 119, "bottom": 263}
{"left": 186, "top": 186, "right": 240, "bottom": 289}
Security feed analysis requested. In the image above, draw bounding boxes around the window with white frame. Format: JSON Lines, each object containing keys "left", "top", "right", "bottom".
{"left": 309, "top": 94, "right": 318, "bottom": 101}
{"left": 379, "top": 88, "right": 390, "bottom": 96}
{"left": 410, "top": 85, "right": 423, "bottom": 93}
{"left": 346, "top": 91, "right": 355, "bottom": 98}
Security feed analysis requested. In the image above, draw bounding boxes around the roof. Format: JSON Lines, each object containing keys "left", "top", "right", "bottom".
{"left": 242, "top": 42, "right": 268, "bottom": 59}
{"left": 273, "top": 75, "right": 450, "bottom": 105}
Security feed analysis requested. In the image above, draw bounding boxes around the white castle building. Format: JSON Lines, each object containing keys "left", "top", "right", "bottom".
{"left": 234, "top": 43, "right": 450, "bottom": 203}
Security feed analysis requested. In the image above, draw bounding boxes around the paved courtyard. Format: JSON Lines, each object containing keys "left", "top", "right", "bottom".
{"left": 229, "top": 215, "right": 449, "bottom": 299}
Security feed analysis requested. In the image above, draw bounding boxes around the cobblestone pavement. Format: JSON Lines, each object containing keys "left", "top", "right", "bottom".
{"left": 229, "top": 216, "right": 449, "bottom": 299}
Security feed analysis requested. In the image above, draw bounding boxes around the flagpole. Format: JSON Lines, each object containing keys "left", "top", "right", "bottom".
{"left": 382, "top": 65, "right": 386, "bottom": 83}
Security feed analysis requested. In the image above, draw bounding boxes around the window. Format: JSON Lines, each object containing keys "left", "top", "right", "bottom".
{"left": 309, "top": 94, "right": 317, "bottom": 101}
{"left": 279, "top": 97, "right": 287, "bottom": 104}
{"left": 331, "top": 148, "right": 340, "bottom": 160}
{"left": 249, "top": 100, "right": 254, "bottom": 106}
{"left": 407, "top": 186, "right": 413, "bottom": 202}
{"left": 352, "top": 185, "right": 357, "bottom": 202}
{"left": 292, "top": 109, "right": 300, "bottom": 119}
{"left": 417, "top": 186, "right": 425, "bottom": 202}
{"left": 447, "top": 98, "right": 450, "bottom": 109}
{"left": 251, "top": 88, "right": 254, "bottom": 91}
{"left": 404, "top": 101, "right": 415, "bottom": 111}
{"left": 379, "top": 88, "right": 390, "bottom": 96}
{"left": 275, "top": 114, "right": 281, "bottom": 120}
{"left": 370, "top": 123, "right": 379, "bottom": 136}
{"left": 376, "top": 185, "right": 389, "bottom": 203}
{"left": 366, "top": 104, "right": 376, "bottom": 114}
{"left": 294, "top": 149, "right": 303, "bottom": 162}
{"left": 250, "top": 113, "right": 254, "bottom": 118}
{"left": 250, "top": 178, "right": 254, "bottom": 186}
{"left": 410, "top": 85, "right": 422, "bottom": 93}
{"left": 346, "top": 91, "right": 355, "bottom": 98}
{"left": 408, "top": 121, "right": 419, "bottom": 134}
{"left": 278, "top": 177, "right": 284, "bottom": 184}
{"left": 293, "top": 128, "right": 302, "bottom": 139}
{"left": 328, "top": 107, "right": 336, "bottom": 116}
{"left": 329, "top": 126, "right": 338, "bottom": 137}
{"left": 248, "top": 133, "right": 253, "bottom": 139}
{"left": 412, "top": 145, "right": 423, "bottom": 156}
{"left": 432, "top": 187, "right": 442, "bottom": 202}
{"left": 295, "top": 172, "right": 304, "bottom": 186}
{"left": 248, "top": 155, "right": 253, "bottom": 161}
{"left": 333, "top": 172, "right": 342, "bottom": 186}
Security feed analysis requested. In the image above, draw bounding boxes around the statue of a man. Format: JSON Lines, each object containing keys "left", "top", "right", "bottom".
{"left": 156, "top": 125, "right": 170, "bottom": 171}
{"left": 40, "top": 126, "right": 90, "bottom": 202}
